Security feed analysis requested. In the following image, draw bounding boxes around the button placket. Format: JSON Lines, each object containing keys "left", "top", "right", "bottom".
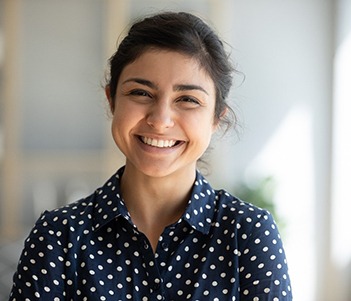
{"left": 139, "top": 234, "right": 164, "bottom": 298}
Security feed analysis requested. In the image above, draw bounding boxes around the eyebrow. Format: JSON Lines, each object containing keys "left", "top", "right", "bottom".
{"left": 122, "top": 78, "right": 157, "bottom": 89}
{"left": 122, "top": 78, "right": 209, "bottom": 95}
{"left": 174, "top": 84, "right": 209, "bottom": 95}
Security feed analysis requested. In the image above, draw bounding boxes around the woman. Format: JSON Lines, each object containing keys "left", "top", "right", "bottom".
{"left": 10, "top": 12, "right": 292, "bottom": 300}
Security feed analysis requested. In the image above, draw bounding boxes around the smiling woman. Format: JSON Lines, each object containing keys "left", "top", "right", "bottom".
{"left": 107, "top": 50, "right": 217, "bottom": 182}
{"left": 9, "top": 11, "right": 292, "bottom": 300}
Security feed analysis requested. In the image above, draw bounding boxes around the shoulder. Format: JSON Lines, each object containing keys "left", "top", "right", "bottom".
{"left": 191, "top": 172, "right": 277, "bottom": 236}
{"left": 215, "top": 189, "right": 274, "bottom": 225}
{"left": 28, "top": 193, "right": 97, "bottom": 247}
{"left": 39, "top": 194, "right": 96, "bottom": 226}
{"left": 213, "top": 189, "right": 281, "bottom": 246}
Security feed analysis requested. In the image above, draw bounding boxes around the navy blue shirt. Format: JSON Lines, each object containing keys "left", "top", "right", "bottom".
{"left": 10, "top": 167, "right": 292, "bottom": 300}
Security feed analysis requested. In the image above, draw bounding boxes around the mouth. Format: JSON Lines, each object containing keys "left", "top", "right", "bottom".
{"left": 139, "top": 136, "right": 182, "bottom": 148}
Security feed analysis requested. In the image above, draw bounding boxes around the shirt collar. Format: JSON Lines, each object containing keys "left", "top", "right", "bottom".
{"left": 182, "top": 171, "right": 217, "bottom": 234}
{"left": 92, "top": 167, "right": 217, "bottom": 235}
{"left": 92, "top": 166, "right": 132, "bottom": 231}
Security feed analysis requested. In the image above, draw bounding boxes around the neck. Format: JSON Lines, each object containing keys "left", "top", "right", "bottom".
{"left": 120, "top": 163, "right": 196, "bottom": 251}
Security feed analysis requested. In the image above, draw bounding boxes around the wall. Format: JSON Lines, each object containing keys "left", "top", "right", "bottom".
{"left": 207, "top": 1, "right": 333, "bottom": 300}
{"left": 330, "top": 0, "right": 351, "bottom": 300}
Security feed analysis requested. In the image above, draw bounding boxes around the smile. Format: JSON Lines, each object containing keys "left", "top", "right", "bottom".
{"left": 140, "top": 136, "right": 178, "bottom": 148}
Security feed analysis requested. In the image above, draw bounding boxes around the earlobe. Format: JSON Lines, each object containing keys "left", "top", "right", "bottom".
{"left": 105, "top": 85, "right": 115, "bottom": 113}
{"left": 213, "top": 107, "right": 228, "bottom": 132}
{"left": 220, "top": 107, "right": 228, "bottom": 119}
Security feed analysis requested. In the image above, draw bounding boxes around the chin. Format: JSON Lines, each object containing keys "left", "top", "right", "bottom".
{"left": 140, "top": 162, "right": 197, "bottom": 180}
{"left": 139, "top": 166, "right": 178, "bottom": 179}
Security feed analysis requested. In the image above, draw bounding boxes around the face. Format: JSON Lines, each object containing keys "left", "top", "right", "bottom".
{"left": 107, "top": 49, "right": 218, "bottom": 178}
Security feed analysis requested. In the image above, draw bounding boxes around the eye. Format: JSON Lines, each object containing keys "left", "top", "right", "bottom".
{"left": 129, "top": 89, "right": 151, "bottom": 97}
{"left": 178, "top": 96, "right": 201, "bottom": 106}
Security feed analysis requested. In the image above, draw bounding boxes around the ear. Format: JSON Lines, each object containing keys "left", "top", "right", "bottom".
{"left": 105, "top": 85, "right": 115, "bottom": 113}
{"left": 212, "top": 107, "right": 228, "bottom": 132}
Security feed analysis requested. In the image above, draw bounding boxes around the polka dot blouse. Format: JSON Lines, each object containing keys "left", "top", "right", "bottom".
{"left": 10, "top": 166, "right": 292, "bottom": 300}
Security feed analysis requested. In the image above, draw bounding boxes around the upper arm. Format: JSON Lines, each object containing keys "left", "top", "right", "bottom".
{"left": 238, "top": 210, "right": 292, "bottom": 300}
{"left": 9, "top": 212, "right": 67, "bottom": 300}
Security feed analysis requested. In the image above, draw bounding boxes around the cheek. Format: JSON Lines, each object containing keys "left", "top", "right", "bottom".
{"left": 183, "top": 112, "right": 215, "bottom": 141}
{"left": 111, "top": 112, "right": 129, "bottom": 134}
{"left": 111, "top": 103, "right": 142, "bottom": 136}
{"left": 112, "top": 101, "right": 130, "bottom": 123}
{"left": 111, "top": 113, "right": 130, "bottom": 153}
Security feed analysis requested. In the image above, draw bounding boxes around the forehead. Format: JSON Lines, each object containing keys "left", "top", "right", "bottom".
{"left": 119, "top": 49, "right": 215, "bottom": 91}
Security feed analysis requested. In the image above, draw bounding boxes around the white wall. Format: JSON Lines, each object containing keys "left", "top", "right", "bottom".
{"left": 330, "top": 0, "right": 351, "bottom": 300}
{"left": 20, "top": 0, "right": 106, "bottom": 151}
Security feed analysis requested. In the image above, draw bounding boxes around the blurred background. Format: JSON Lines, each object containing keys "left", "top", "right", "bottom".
{"left": 0, "top": 0, "right": 350, "bottom": 300}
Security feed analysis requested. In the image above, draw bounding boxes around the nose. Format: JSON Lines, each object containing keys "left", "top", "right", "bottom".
{"left": 146, "top": 103, "right": 175, "bottom": 130}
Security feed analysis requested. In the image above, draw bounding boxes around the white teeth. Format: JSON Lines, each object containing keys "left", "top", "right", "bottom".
{"left": 141, "top": 137, "right": 176, "bottom": 148}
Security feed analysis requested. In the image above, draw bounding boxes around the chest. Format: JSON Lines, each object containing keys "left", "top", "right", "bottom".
{"left": 64, "top": 222, "right": 240, "bottom": 300}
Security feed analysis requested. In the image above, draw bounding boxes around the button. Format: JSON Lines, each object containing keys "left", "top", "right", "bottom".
{"left": 153, "top": 283, "right": 160, "bottom": 290}
{"left": 153, "top": 278, "right": 161, "bottom": 290}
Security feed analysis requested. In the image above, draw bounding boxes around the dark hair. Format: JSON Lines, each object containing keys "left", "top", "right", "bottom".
{"left": 106, "top": 11, "right": 236, "bottom": 130}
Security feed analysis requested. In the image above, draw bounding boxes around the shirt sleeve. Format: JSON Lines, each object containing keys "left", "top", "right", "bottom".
{"left": 9, "top": 211, "right": 67, "bottom": 300}
{"left": 238, "top": 209, "right": 293, "bottom": 300}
